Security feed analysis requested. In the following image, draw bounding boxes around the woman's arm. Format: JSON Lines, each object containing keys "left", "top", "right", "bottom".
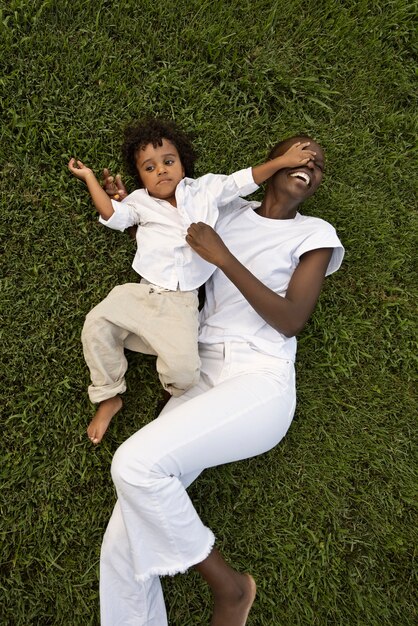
{"left": 186, "top": 222, "right": 332, "bottom": 337}
{"left": 68, "top": 159, "right": 114, "bottom": 220}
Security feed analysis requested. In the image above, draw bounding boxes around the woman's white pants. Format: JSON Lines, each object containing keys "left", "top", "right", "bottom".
{"left": 100, "top": 342, "right": 296, "bottom": 625}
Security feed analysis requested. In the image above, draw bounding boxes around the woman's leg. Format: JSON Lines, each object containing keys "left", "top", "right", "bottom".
{"left": 100, "top": 461, "right": 207, "bottom": 625}
{"left": 195, "top": 549, "right": 257, "bottom": 626}
{"left": 101, "top": 343, "right": 295, "bottom": 623}
{"left": 100, "top": 501, "right": 168, "bottom": 626}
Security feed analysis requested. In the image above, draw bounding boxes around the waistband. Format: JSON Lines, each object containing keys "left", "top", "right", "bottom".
{"left": 140, "top": 278, "right": 172, "bottom": 293}
{"left": 140, "top": 278, "right": 198, "bottom": 295}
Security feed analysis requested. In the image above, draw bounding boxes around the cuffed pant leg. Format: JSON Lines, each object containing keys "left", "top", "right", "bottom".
{"left": 81, "top": 284, "right": 155, "bottom": 404}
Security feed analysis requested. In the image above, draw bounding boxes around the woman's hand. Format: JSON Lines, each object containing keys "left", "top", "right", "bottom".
{"left": 186, "top": 222, "right": 232, "bottom": 267}
{"left": 102, "top": 168, "right": 128, "bottom": 201}
{"left": 102, "top": 169, "right": 136, "bottom": 237}
{"left": 68, "top": 158, "right": 95, "bottom": 182}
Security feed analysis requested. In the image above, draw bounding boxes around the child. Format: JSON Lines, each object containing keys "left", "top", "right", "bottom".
{"left": 68, "top": 118, "right": 316, "bottom": 444}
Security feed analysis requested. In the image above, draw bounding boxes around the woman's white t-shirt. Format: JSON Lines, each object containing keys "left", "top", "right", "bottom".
{"left": 199, "top": 199, "right": 345, "bottom": 361}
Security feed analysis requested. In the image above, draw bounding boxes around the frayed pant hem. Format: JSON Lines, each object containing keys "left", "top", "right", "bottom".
{"left": 134, "top": 531, "right": 215, "bottom": 582}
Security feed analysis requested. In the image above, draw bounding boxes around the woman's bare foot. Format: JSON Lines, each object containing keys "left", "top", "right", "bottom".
{"left": 195, "top": 548, "right": 256, "bottom": 625}
{"left": 87, "top": 396, "right": 123, "bottom": 444}
{"left": 211, "top": 573, "right": 256, "bottom": 626}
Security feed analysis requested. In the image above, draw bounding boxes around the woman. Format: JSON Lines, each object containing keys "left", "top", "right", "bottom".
{"left": 99, "top": 135, "right": 344, "bottom": 625}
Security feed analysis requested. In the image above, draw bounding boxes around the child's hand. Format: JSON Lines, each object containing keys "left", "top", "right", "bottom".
{"left": 278, "top": 142, "right": 316, "bottom": 168}
{"left": 68, "top": 158, "right": 95, "bottom": 182}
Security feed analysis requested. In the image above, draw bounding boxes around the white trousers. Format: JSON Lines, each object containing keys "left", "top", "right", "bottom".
{"left": 100, "top": 342, "right": 296, "bottom": 625}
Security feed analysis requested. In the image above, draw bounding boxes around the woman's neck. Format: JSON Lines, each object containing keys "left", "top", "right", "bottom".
{"left": 256, "top": 188, "right": 300, "bottom": 220}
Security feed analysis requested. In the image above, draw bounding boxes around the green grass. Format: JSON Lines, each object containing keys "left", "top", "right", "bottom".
{"left": 1, "top": 0, "right": 416, "bottom": 624}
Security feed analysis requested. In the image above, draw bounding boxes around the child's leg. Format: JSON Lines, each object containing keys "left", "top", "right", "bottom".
{"left": 81, "top": 283, "right": 157, "bottom": 443}
{"left": 146, "top": 290, "right": 201, "bottom": 397}
{"left": 87, "top": 396, "right": 123, "bottom": 445}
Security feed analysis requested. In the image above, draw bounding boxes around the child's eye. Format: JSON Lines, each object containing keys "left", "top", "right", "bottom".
{"left": 165, "top": 159, "right": 174, "bottom": 166}
{"left": 145, "top": 166, "right": 154, "bottom": 172}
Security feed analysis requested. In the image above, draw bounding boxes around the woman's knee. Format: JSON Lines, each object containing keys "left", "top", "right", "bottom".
{"left": 110, "top": 436, "right": 158, "bottom": 489}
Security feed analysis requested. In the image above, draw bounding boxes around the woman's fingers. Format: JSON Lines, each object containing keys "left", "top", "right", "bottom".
{"left": 102, "top": 169, "right": 118, "bottom": 196}
{"left": 115, "top": 174, "right": 128, "bottom": 199}
{"left": 101, "top": 169, "right": 127, "bottom": 199}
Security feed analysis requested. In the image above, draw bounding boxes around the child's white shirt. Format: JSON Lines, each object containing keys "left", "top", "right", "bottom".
{"left": 99, "top": 168, "right": 257, "bottom": 290}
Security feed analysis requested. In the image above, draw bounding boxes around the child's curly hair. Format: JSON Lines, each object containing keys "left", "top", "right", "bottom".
{"left": 121, "top": 117, "right": 197, "bottom": 188}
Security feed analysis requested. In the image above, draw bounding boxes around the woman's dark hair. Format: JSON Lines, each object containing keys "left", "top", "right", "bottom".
{"left": 121, "top": 117, "right": 197, "bottom": 188}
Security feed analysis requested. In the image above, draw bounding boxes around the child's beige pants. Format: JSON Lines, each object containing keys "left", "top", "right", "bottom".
{"left": 81, "top": 282, "right": 200, "bottom": 402}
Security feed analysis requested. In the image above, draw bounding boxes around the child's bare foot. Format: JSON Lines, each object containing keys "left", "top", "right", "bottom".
{"left": 211, "top": 573, "right": 256, "bottom": 626}
{"left": 87, "top": 396, "right": 123, "bottom": 445}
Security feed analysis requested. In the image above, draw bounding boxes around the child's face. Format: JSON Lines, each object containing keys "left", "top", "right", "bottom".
{"left": 135, "top": 139, "right": 185, "bottom": 204}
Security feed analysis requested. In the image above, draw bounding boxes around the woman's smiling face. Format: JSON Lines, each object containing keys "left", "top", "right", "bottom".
{"left": 269, "top": 137, "right": 325, "bottom": 201}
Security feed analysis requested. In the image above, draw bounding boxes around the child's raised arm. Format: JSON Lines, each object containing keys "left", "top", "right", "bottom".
{"left": 251, "top": 142, "right": 316, "bottom": 185}
{"left": 68, "top": 158, "right": 114, "bottom": 221}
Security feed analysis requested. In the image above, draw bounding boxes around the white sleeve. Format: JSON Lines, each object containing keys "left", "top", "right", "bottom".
{"left": 98, "top": 193, "right": 141, "bottom": 231}
{"left": 197, "top": 168, "right": 259, "bottom": 206}
{"left": 296, "top": 223, "right": 345, "bottom": 276}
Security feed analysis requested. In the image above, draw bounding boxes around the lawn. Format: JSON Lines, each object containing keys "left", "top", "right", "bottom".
{"left": 1, "top": 0, "right": 416, "bottom": 624}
